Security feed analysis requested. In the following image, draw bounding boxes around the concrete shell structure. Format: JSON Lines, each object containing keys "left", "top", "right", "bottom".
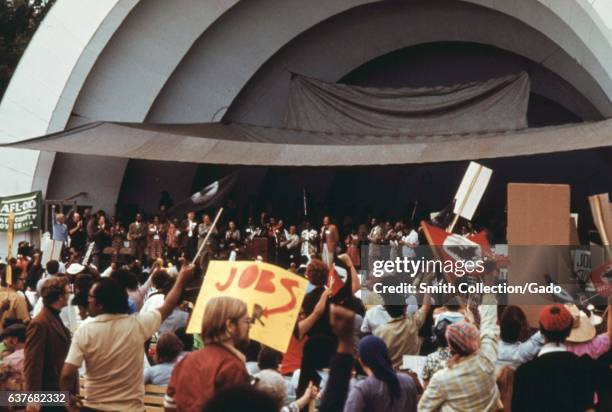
{"left": 1, "top": 0, "right": 612, "bottom": 247}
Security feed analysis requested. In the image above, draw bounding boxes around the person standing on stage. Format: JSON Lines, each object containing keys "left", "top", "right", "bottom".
{"left": 224, "top": 220, "right": 242, "bottom": 251}
{"left": 67, "top": 211, "right": 86, "bottom": 255}
{"left": 300, "top": 221, "right": 318, "bottom": 263}
{"left": 280, "top": 225, "right": 300, "bottom": 267}
{"left": 197, "top": 214, "right": 218, "bottom": 271}
{"left": 110, "top": 217, "right": 126, "bottom": 259}
{"left": 51, "top": 205, "right": 68, "bottom": 243}
{"left": 147, "top": 215, "right": 164, "bottom": 260}
{"left": 367, "top": 218, "right": 384, "bottom": 274}
{"left": 165, "top": 218, "right": 181, "bottom": 263}
{"left": 128, "top": 213, "right": 147, "bottom": 263}
{"left": 401, "top": 223, "right": 419, "bottom": 259}
{"left": 180, "top": 211, "right": 198, "bottom": 260}
{"left": 320, "top": 216, "right": 339, "bottom": 267}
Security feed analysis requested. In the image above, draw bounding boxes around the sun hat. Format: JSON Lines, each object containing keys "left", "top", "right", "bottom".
{"left": 565, "top": 304, "right": 596, "bottom": 343}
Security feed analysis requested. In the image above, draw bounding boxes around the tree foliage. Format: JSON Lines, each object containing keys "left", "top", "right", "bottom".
{"left": 0, "top": 0, "right": 56, "bottom": 98}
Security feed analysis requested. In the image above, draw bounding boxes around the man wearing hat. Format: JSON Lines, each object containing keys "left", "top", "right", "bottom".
{"left": 1, "top": 323, "right": 26, "bottom": 371}
{"left": 512, "top": 303, "right": 603, "bottom": 412}
{"left": 419, "top": 293, "right": 500, "bottom": 412}
{"left": 565, "top": 301, "right": 611, "bottom": 359}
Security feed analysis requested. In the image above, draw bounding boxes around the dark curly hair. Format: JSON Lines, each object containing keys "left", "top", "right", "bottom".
{"left": 91, "top": 278, "right": 130, "bottom": 315}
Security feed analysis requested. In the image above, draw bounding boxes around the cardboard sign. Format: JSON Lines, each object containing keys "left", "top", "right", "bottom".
{"left": 453, "top": 162, "right": 492, "bottom": 220}
{"left": 187, "top": 261, "right": 308, "bottom": 352}
{"left": 589, "top": 193, "right": 612, "bottom": 246}
{"left": 507, "top": 183, "right": 572, "bottom": 326}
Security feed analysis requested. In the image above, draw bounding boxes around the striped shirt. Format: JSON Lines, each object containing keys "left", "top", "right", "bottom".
{"left": 418, "top": 296, "right": 500, "bottom": 412}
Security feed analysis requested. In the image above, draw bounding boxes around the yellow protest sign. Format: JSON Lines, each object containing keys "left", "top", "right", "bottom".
{"left": 187, "top": 260, "right": 309, "bottom": 353}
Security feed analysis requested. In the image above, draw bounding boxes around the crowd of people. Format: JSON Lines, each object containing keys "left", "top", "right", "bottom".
{"left": 0, "top": 204, "right": 608, "bottom": 411}
{"left": 47, "top": 203, "right": 427, "bottom": 273}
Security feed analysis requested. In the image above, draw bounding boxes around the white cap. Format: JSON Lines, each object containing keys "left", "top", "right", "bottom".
{"left": 66, "top": 263, "right": 85, "bottom": 275}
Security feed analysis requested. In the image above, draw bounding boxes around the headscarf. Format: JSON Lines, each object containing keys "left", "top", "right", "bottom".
{"left": 445, "top": 321, "right": 480, "bottom": 356}
{"left": 358, "top": 335, "right": 400, "bottom": 400}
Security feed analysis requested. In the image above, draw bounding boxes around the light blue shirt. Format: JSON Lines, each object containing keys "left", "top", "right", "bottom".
{"left": 52, "top": 209, "right": 68, "bottom": 242}
{"left": 144, "top": 362, "right": 174, "bottom": 385}
{"left": 496, "top": 331, "right": 545, "bottom": 370}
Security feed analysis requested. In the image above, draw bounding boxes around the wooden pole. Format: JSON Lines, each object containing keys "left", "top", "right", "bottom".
{"left": 191, "top": 208, "right": 224, "bottom": 266}
{"left": 6, "top": 212, "right": 15, "bottom": 285}
{"left": 410, "top": 200, "right": 418, "bottom": 224}
{"left": 446, "top": 213, "right": 460, "bottom": 233}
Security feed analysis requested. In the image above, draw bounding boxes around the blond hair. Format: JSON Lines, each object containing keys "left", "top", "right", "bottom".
{"left": 201, "top": 296, "right": 247, "bottom": 344}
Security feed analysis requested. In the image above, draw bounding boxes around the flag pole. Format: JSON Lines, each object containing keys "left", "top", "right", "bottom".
{"left": 191, "top": 207, "right": 224, "bottom": 266}
{"left": 446, "top": 214, "right": 460, "bottom": 233}
{"left": 410, "top": 200, "right": 418, "bottom": 224}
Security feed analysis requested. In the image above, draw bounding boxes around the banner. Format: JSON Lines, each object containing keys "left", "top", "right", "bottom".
{"left": 187, "top": 261, "right": 308, "bottom": 352}
{"left": 0, "top": 191, "right": 42, "bottom": 232}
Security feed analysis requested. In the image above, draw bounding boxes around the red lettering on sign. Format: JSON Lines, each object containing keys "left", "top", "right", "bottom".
{"left": 237, "top": 264, "right": 259, "bottom": 289}
{"left": 262, "top": 278, "right": 299, "bottom": 317}
{"left": 254, "top": 269, "right": 276, "bottom": 293}
{"left": 216, "top": 267, "right": 237, "bottom": 291}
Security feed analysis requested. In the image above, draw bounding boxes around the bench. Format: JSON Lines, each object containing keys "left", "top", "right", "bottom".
{"left": 79, "top": 379, "right": 165, "bottom": 412}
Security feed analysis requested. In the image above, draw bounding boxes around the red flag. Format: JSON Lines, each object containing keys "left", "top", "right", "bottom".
{"left": 327, "top": 265, "right": 344, "bottom": 296}
{"left": 421, "top": 221, "right": 493, "bottom": 281}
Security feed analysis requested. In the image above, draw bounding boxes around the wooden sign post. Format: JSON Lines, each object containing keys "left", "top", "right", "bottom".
{"left": 191, "top": 208, "right": 224, "bottom": 266}
{"left": 5, "top": 212, "right": 15, "bottom": 285}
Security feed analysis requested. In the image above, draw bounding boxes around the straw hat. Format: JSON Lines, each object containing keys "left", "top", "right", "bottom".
{"left": 565, "top": 304, "right": 596, "bottom": 343}
{"left": 66, "top": 263, "right": 85, "bottom": 276}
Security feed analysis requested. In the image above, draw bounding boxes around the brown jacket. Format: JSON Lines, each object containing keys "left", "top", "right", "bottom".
{"left": 24, "top": 306, "right": 71, "bottom": 391}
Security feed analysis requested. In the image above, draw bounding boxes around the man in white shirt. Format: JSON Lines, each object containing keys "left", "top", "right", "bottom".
{"left": 281, "top": 225, "right": 300, "bottom": 266}
{"left": 401, "top": 225, "right": 419, "bottom": 259}
{"left": 300, "top": 222, "right": 318, "bottom": 263}
{"left": 59, "top": 264, "right": 194, "bottom": 411}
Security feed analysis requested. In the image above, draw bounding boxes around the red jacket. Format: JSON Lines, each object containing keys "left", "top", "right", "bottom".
{"left": 166, "top": 343, "right": 249, "bottom": 411}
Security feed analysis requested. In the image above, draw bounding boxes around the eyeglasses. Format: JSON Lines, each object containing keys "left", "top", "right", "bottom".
{"left": 237, "top": 316, "right": 253, "bottom": 325}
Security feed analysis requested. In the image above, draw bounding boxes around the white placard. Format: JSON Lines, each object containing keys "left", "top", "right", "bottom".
{"left": 453, "top": 162, "right": 492, "bottom": 220}
{"left": 401, "top": 355, "right": 427, "bottom": 383}
{"left": 40, "top": 232, "right": 63, "bottom": 266}
{"left": 573, "top": 249, "right": 591, "bottom": 282}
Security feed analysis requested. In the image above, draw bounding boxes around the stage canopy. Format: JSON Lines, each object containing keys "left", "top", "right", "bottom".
{"left": 3, "top": 73, "right": 611, "bottom": 166}
{"left": 3, "top": 118, "right": 612, "bottom": 166}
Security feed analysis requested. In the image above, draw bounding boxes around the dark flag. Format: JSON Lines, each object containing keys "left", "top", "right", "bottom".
{"left": 167, "top": 171, "right": 239, "bottom": 217}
